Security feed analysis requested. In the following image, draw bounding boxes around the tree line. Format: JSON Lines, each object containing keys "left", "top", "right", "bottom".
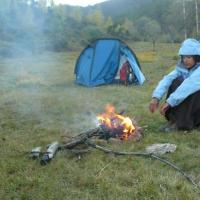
{"left": 0, "top": 0, "right": 199, "bottom": 56}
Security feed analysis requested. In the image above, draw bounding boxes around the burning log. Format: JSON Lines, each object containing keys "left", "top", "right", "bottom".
{"left": 97, "top": 104, "right": 142, "bottom": 141}
{"left": 60, "top": 127, "right": 101, "bottom": 149}
{"left": 60, "top": 104, "right": 143, "bottom": 151}
{"left": 60, "top": 125, "right": 140, "bottom": 150}
{"left": 58, "top": 104, "right": 142, "bottom": 158}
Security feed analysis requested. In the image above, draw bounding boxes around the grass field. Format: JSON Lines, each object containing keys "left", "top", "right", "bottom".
{"left": 0, "top": 42, "right": 200, "bottom": 200}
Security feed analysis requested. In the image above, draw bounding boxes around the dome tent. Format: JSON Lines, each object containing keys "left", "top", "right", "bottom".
{"left": 74, "top": 38, "right": 145, "bottom": 87}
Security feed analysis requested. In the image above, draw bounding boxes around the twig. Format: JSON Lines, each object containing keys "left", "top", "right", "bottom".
{"left": 85, "top": 140, "right": 151, "bottom": 157}
{"left": 151, "top": 154, "right": 199, "bottom": 189}
{"left": 96, "top": 161, "right": 112, "bottom": 177}
{"left": 85, "top": 140, "right": 200, "bottom": 191}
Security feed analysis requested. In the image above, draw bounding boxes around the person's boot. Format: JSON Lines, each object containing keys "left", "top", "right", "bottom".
{"left": 159, "top": 122, "right": 177, "bottom": 133}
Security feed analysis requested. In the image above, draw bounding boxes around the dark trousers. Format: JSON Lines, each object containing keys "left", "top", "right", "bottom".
{"left": 165, "top": 76, "right": 200, "bottom": 130}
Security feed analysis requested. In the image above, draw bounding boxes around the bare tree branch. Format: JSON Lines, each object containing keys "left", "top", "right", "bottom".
{"left": 85, "top": 139, "right": 200, "bottom": 192}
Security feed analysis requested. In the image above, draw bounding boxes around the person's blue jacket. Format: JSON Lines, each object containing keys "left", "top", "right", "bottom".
{"left": 152, "top": 38, "right": 200, "bottom": 107}
{"left": 152, "top": 62, "right": 200, "bottom": 107}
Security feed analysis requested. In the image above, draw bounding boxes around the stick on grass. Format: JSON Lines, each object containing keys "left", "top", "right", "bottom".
{"left": 85, "top": 139, "right": 200, "bottom": 192}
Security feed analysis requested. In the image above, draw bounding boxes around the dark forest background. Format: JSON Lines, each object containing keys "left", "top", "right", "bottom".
{"left": 0, "top": 0, "right": 199, "bottom": 56}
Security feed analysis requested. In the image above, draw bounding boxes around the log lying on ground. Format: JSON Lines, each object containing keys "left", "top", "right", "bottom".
{"left": 60, "top": 127, "right": 101, "bottom": 149}
{"left": 39, "top": 127, "right": 100, "bottom": 165}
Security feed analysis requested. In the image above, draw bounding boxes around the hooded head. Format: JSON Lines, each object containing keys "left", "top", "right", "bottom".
{"left": 178, "top": 38, "right": 200, "bottom": 56}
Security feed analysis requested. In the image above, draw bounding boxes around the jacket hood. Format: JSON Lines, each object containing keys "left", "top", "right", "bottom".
{"left": 178, "top": 38, "right": 200, "bottom": 55}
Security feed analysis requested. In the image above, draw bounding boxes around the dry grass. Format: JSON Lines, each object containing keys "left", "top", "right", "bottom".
{"left": 137, "top": 51, "right": 157, "bottom": 63}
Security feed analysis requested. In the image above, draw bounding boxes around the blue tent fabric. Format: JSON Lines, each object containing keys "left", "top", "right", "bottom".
{"left": 75, "top": 38, "right": 145, "bottom": 87}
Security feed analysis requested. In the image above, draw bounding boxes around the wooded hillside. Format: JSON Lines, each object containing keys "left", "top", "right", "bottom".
{"left": 0, "top": 0, "right": 199, "bottom": 56}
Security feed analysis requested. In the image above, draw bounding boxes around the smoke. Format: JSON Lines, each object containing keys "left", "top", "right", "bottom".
{"left": 0, "top": 1, "right": 105, "bottom": 134}
{"left": 0, "top": 0, "right": 48, "bottom": 58}
{"left": 0, "top": 50, "right": 102, "bottom": 134}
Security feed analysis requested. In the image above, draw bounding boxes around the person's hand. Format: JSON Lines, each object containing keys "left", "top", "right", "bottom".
{"left": 149, "top": 98, "right": 159, "bottom": 113}
{"left": 160, "top": 102, "right": 170, "bottom": 116}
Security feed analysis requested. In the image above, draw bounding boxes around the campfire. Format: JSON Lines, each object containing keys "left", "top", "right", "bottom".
{"left": 32, "top": 104, "right": 142, "bottom": 165}
{"left": 97, "top": 104, "right": 142, "bottom": 141}
{"left": 30, "top": 105, "right": 199, "bottom": 191}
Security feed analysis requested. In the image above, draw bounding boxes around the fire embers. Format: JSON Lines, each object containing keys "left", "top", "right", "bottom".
{"left": 97, "top": 104, "right": 142, "bottom": 141}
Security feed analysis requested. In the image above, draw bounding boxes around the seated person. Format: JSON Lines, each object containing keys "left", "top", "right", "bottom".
{"left": 149, "top": 38, "right": 200, "bottom": 131}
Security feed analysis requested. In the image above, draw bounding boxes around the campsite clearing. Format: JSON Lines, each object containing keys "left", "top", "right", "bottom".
{"left": 0, "top": 42, "right": 199, "bottom": 200}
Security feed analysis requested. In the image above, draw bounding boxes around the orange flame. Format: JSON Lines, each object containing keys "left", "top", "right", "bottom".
{"left": 97, "top": 104, "right": 135, "bottom": 140}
